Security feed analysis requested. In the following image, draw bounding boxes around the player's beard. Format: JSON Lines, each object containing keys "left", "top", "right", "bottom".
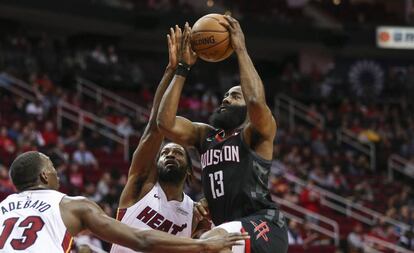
{"left": 209, "top": 105, "right": 247, "bottom": 131}
{"left": 158, "top": 163, "right": 187, "bottom": 186}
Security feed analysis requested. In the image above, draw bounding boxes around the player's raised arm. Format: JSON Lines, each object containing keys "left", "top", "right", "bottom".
{"left": 63, "top": 197, "right": 248, "bottom": 253}
{"left": 157, "top": 23, "right": 213, "bottom": 148}
{"left": 118, "top": 26, "right": 182, "bottom": 208}
{"left": 220, "top": 16, "right": 276, "bottom": 159}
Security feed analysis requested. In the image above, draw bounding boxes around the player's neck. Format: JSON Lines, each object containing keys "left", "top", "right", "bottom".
{"left": 22, "top": 185, "right": 50, "bottom": 191}
{"left": 158, "top": 181, "right": 184, "bottom": 202}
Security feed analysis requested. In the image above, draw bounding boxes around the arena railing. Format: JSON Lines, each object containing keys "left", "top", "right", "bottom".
{"left": 0, "top": 73, "right": 134, "bottom": 161}
{"left": 0, "top": 73, "right": 37, "bottom": 101}
{"left": 76, "top": 77, "right": 149, "bottom": 122}
{"left": 364, "top": 235, "right": 414, "bottom": 253}
{"left": 278, "top": 171, "right": 410, "bottom": 233}
{"left": 337, "top": 128, "right": 376, "bottom": 171}
{"left": 272, "top": 195, "right": 340, "bottom": 246}
{"left": 274, "top": 93, "right": 325, "bottom": 129}
{"left": 274, "top": 93, "right": 375, "bottom": 171}
{"left": 57, "top": 100, "right": 134, "bottom": 161}
{"left": 388, "top": 154, "right": 414, "bottom": 181}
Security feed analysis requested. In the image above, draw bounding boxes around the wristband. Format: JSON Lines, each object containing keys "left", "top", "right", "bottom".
{"left": 176, "top": 62, "right": 191, "bottom": 77}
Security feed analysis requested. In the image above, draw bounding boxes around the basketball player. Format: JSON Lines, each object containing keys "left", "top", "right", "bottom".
{"left": 0, "top": 151, "right": 248, "bottom": 252}
{"left": 111, "top": 25, "right": 211, "bottom": 253}
{"left": 157, "top": 19, "right": 288, "bottom": 253}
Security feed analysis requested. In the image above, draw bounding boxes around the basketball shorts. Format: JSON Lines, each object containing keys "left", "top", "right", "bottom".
{"left": 216, "top": 214, "right": 288, "bottom": 253}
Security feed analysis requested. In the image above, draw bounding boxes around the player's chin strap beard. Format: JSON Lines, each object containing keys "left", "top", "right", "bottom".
{"left": 209, "top": 105, "right": 247, "bottom": 131}
{"left": 158, "top": 164, "right": 187, "bottom": 186}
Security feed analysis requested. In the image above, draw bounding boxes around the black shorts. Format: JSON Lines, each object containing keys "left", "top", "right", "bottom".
{"left": 239, "top": 214, "right": 288, "bottom": 253}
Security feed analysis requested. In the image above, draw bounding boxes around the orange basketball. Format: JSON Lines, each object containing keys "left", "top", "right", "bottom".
{"left": 191, "top": 14, "right": 233, "bottom": 62}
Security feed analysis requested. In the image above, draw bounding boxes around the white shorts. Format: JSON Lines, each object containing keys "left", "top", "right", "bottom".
{"left": 215, "top": 221, "right": 248, "bottom": 253}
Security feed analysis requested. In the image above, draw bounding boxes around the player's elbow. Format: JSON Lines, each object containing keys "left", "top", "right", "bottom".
{"left": 246, "top": 96, "right": 266, "bottom": 108}
{"left": 156, "top": 116, "right": 172, "bottom": 133}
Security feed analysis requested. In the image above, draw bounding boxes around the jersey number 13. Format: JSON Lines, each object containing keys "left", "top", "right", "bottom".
{"left": 209, "top": 171, "right": 224, "bottom": 199}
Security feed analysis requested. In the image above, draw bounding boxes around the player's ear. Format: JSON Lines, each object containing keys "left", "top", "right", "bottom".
{"left": 39, "top": 169, "right": 48, "bottom": 184}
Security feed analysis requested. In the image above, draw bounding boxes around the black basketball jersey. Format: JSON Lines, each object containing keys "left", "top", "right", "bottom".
{"left": 199, "top": 128, "right": 280, "bottom": 226}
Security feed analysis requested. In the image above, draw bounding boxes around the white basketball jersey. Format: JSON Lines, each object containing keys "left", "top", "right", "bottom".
{"left": 111, "top": 182, "right": 194, "bottom": 253}
{"left": 0, "top": 190, "right": 73, "bottom": 253}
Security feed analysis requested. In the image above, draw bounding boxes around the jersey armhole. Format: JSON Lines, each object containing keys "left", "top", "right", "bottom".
{"left": 120, "top": 183, "right": 157, "bottom": 212}
{"left": 240, "top": 130, "right": 272, "bottom": 165}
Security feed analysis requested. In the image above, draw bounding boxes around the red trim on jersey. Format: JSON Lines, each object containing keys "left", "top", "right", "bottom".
{"left": 215, "top": 132, "right": 224, "bottom": 142}
{"left": 61, "top": 230, "right": 73, "bottom": 253}
{"left": 241, "top": 227, "right": 251, "bottom": 253}
{"left": 116, "top": 208, "right": 127, "bottom": 221}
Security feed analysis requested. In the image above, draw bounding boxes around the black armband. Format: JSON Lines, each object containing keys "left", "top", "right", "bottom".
{"left": 176, "top": 62, "right": 191, "bottom": 77}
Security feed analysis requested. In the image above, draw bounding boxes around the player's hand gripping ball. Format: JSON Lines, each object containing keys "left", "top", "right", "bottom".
{"left": 190, "top": 14, "right": 234, "bottom": 62}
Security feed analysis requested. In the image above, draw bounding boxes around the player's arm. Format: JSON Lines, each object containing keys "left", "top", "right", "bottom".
{"left": 118, "top": 26, "right": 183, "bottom": 208}
{"left": 157, "top": 23, "right": 213, "bottom": 148}
{"left": 221, "top": 16, "right": 276, "bottom": 160}
{"left": 63, "top": 197, "right": 248, "bottom": 253}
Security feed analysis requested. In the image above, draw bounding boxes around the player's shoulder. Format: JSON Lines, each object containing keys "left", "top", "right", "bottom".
{"left": 182, "top": 192, "right": 195, "bottom": 207}
{"left": 61, "top": 195, "right": 95, "bottom": 208}
{"left": 194, "top": 122, "right": 215, "bottom": 134}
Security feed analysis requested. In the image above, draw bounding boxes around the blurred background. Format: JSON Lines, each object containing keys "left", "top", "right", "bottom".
{"left": 0, "top": 0, "right": 414, "bottom": 252}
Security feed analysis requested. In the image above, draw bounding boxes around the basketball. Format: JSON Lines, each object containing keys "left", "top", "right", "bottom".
{"left": 191, "top": 14, "right": 233, "bottom": 62}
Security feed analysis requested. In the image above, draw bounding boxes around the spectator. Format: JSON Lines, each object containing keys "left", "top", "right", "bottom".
{"left": 326, "top": 165, "right": 349, "bottom": 195}
{"left": 0, "top": 165, "right": 14, "bottom": 192}
{"left": 25, "top": 99, "right": 44, "bottom": 120}
{"left": 83, "top": 182, "right": 100, "bottom": 202}
{"left": 73, "top": 141, "right": 98, "bottom": 167}
{"left": 308, "top": 165, "right": 328, "bottom": 188}
{"left": 398, "top": 206, "right": 413, "bottom": 226}
{"left": 17, "top": 126, "right": 41, "bottom": 148}
{"left": 287, "top": 220, "right": 304, "bottom": 245}
{"left": 7, "top": 121, "right": 22, "bottom": 142}
{"left": 68, "top": 163, "right": 84, "bottom": 190}
{"left": 49, "top": 140, "right": 70, "bottom": 166}
{"left": 96, "top": 172, "right": 111, "bottom": 200}
{"left": 301, "top": 222, "right": 320, "bottom": 247}
{"left": 0, "top": 126, "right": 16, "bottom": 154}
{"left": 116, "top": 116, "right": 133, "bottom": 137}
{"left": 91, "top": 45, "right": 108, "bottom": 64}
{"left": 399, "top": 230, "right": 414, "bottom": 250}
{"left": 107, "top": 45, "right": 118, "bottom": 64}
{"left": 311, "top": 135, "right": 329, "bottom": 157}
{"left": 41, "top": 120, "right": 58, "bottom": 147}
{"left": 299, "top": 180, "right": 321, "bottom": 216}
{"left": 352, "top": 181, "right": 374, "bottom": 204}
{"left": 347, "top": 223, "right": 364, "bottom": 253}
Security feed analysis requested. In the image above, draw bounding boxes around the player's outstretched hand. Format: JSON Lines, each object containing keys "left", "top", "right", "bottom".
{"left": 201, "top": 232, "right": 249, "bottom": 252}
{"left": 219, "top": 15, "right": 246, "bottom": 53}
{"left": 179, "top": 22, "right": 197, "bottom": 66}
{"left": 167, "top": 25, "right": 183, "bottom": 70}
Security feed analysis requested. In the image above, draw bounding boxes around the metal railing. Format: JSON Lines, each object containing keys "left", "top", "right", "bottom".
{"left": 76, "top": 77, "right": 149, "bottom": 122}
{"left": 278, "top": 172, "right": 410, "bottom": 233}
{"left": 364, "top": 235, "right": 414, "bottom": 253}
{"left": 57, "top": 100, "right": 132, "bottom": 161}
{"left": 0, "top": 73, "right": 133, "bottom": 161}
{"left": 272, "top": 195, "right": 340, "bottom": 246}
{"left": 0, "top": 73, "right": 37, "bottom": 101}
{"left": 337, "top": 128, "right": 376, "bottom": 171}
{"left": 388, "top": 154, "right": 414, "bottom": 181}
{"left": 274, "top": 93, "right": 325, "bottom": 129}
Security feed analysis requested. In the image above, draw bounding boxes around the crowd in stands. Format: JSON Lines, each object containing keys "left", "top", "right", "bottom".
{"left": 1, "top": 26, "right": 414, "bottom": 252}
{"left": 268, "top": 61, "right": 414, "bottom": 251}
